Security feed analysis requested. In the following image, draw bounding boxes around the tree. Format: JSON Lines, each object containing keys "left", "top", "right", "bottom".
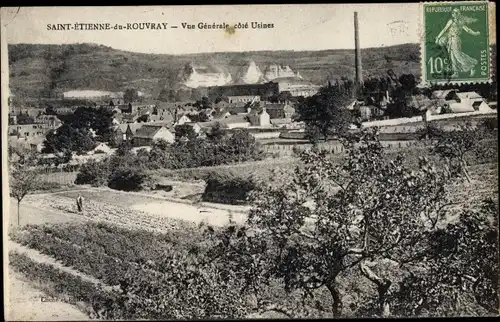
{"left": 16, "top": 112, "right": 35, "bottom": 125}
{"left": 204, "top": 128, "right": 488, "bottom": 318}
{"left": 9, "top": 148, "right": 41, "bottom": 226}
{"left": 174, "top": 124, "right": 198, "bottom": 141}
{"left": 206, "top": 122, "right": 226, "bottom": 141}
{"left": 428, "top": 121, "right": 482, "bottom": 183}
{"left": 124, "top": 88, "right": 139, "bottom": 104}
{"left": 194, "top": 96, "right": 212, "bottom": 110}
{"left": 296, "top": 85, "right": 352, "bottom": 142}
{"left": 69, "top": 106, "right": 114, "bottom": 141}
{"left": 42, "top": 124, "right": 97, "bottom": 154}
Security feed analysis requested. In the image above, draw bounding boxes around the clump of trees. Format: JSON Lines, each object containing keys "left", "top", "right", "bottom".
{"left": 74, "top": 142, "right": 151, "bottom": 191}
{"left": 420, "top": 120, "right": 498, "bottom": 182}
{"left": 202, "top": 171, "right": 256, "bottom": 205}
{"left": 295, "top": 84, "right": 353, "bottom": 143}
{"left": 148, "top": 128, "right": 263, "bottom": 169}
{"left": 42, "top": 106, "right": 114, "bottom": 155}
{"left": 201, "top": 128, "right": 498, "bottom": 318}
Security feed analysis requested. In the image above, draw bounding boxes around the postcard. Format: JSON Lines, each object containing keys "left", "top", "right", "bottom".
{"left": 2, "top": 3, "right": 498, "bottom": 320}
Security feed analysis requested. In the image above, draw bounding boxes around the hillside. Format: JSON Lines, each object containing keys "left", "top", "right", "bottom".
{"left": 8, "top": 43, "right": 422, "bottom": 100}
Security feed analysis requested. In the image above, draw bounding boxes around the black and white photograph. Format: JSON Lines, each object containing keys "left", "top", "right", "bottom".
{"left": 1, "top": 3, "right": 498, "bottom": 320}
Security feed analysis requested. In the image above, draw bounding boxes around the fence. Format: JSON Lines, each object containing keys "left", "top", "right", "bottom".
{"left": 262, "top": 140, "right": 422, "bottom": 157}
{"left": 38, "top": 169, "right": 79, "bottom": 185}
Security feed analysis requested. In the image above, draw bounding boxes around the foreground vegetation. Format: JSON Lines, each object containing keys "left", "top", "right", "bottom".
{"left": 9, "top": 127, "right": 499, "bottom": 318}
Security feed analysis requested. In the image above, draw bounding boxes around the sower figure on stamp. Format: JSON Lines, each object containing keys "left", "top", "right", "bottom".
{"left": 76, "top": 194, "right": 84, "bottom": 212}
{"left": 435, "top": 8, "right": 481, "bottom": 78}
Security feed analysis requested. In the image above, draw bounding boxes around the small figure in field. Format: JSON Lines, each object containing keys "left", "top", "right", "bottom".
{"left": 76, "top": 194, "right": 84, "bottom": 212}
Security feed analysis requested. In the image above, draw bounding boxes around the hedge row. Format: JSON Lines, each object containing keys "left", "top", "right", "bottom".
{"left": 9, "top": 223, "right": 251, "bottom": 319}
{"left": 9, "top": 251, "right": 117, "bottom": 319}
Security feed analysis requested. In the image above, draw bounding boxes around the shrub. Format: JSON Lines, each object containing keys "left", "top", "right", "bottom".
{"left": 107, "top": 167, "right": 152, "bottom": 191}
{"left": 75, "top": 159, "right": 110, "bottom": 186}
{"left": 202, "top": 171, "right": 256, "bottom": 205}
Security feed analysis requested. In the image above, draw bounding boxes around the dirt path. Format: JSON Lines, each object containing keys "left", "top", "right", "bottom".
{"left": 6, "top": 269, "right": 89, "bottom": 321}
{"left": 6, "top": 239, "right": 116, "bottom": 321}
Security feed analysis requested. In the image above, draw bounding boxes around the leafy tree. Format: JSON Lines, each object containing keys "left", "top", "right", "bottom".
{"left": 137, "top": 114, "right": 150, "bottom": 123}
{"left": 108, "top": 166, "right": 150, "bottom": 191}
{"left": 204, "top": 128, "right": 489, "bottom": 318}
{"left": 42, "top": 124, "right": 97, "bottom": 154}
{"left": 206, "top": 122, "right": 226, "bottom": 141}
{"left": 296, "top": 85, "right": 352, "bottom": 142}
{"left": 15, "top": 112, "right": 35, "bottom": 125}
{"left": 175, "top": 124, "right": 198, "bottom": 141}
{"left": 9, "top": 148, "right": 41, "bottom": 226}
{"left": 124, "top": 88, "right": 139, "bottom": 104}
{"left": 75, "top": 158, "right": 110, "bottom": 187}
{"left": 428, "top": 121, "right": 482, "bottom": 182}
{"left": 69, "top": 106, "right": 114, "bottom": 141}
{"left": 194, "top": 96, "right": 212, "bottom": 110}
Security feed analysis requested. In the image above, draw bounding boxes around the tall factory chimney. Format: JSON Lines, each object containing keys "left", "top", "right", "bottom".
{"left": 354, "top": 12, "right": 363, "bottom": 91}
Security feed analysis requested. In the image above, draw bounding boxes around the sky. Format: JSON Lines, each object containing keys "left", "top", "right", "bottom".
{"left": 2, "top": 4, "right": 423, "bottom": 55}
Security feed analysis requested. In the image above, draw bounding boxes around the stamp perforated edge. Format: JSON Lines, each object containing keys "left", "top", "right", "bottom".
{"left": 419, "top": 0, "right": 494, "bottom": 86}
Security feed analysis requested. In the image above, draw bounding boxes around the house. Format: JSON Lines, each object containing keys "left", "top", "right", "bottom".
{"left": 34, "top": 115, "right": 62, "bottom": 127}
{"left": 432, "top": 89, "right": 459, "bottom": 100}
{"left": 133, "top": 124, "right": 175, "bottom": 146}
{"left": 262, "top": 102, "right": 295, "bottom": 119}
{"left": 8, "top": 136, "right": 29, "bottom": 150}
{"left": 53, "top": 107, "right": 77, "bottom": 115}
{"left": 174, "top": 114, "right": 192, "bottom": 126}
{"left": 247, "top": 107, "right": 271, "bottom": 127}
{"left": 227, "top": 95, "right": 260, "bottom": 104}
{"left": 212, "top": 109, "right": 232, "bottom": 120}
{"left": 109, "top": 98, "right": 125, "bottom": 106}
{"left": 125, "top": 123, "right": 146, "bottom": 142}
{"left": 358, "top": 105, "right": 372, "bottom": 121}
{"left": 438, "top": 91, "right": 493, "bottom": 114}
{"left": 180, "top": 122, "right": 203, "bottom": 134}
{"left": 218, "top": 115, "right": 251, "bottom": 129}
{"left": 111, "top": 125, "right": 124, "bottom": 146}
{"left": 270, "top": 118, "right": 293, "bottom": 128}
{"left": 121, "top": 112, "right": 140, "bottom": 123}
{"left": 90, "top": 142, "right": 112, "bottom": 154}
{"left": 8, "top": 123, "right": 59, "bottom": 139}
{"left": 27, "top": 135, "right": 46, "bottom": 152}
{"left": 228, "top": 105, "right": 250, "bottom": 115}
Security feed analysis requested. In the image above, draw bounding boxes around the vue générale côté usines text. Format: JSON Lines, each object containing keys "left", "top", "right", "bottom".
{"left": 187, "top": 22, "right": 275, "bottom": 30}
{"left": 46, "top": 22, "right": 275, "bottom": 31}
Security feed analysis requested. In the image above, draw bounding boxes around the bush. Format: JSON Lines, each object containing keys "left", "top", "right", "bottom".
{"left": 107, "top": 167, "right": 152, "bottom": 191}
{"left": 74, "top": 159, "right": 110, "bottom": 186}
{"left": 202, "top": 171, "right": 256, "bottom": 205}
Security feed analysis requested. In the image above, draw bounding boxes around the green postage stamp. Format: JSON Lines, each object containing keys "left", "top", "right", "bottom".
{"left": 422, "top": 1, "right": 491, "bottom": 84}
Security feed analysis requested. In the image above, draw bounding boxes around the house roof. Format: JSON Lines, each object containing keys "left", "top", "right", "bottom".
{"left": 121, "top": 112, "right": 139, "bottom": 122}
{"left": 34, "top": 115, "right": 61, "bottom": 123}
{"left": 134, "top": 124, "right": 165, "bottom": 139}
{"left": 212, "top": 109, "right": 230, "bottom": 119}
{"left": 27, "top": 135, "right": 46, "bottom": 146}
{"left": 126, "top": 123, "right": 145, "bottom": 134}
{"left": 270, "top": 118, "right": 292, "bottom": 125}
{"left": 432, "top": 89, "right": 458, "bottom": 99}
{"left": 456, "top": 92, "right": 483, "bottom": 100}
{"left": 447, "top": 102, "right": 475, "bottom": 113}
{"left": 228, "top": 105, "right": 249, "bottom": 115}
{"left": 219, "top": 115, "right": 249, "bottom": 125}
